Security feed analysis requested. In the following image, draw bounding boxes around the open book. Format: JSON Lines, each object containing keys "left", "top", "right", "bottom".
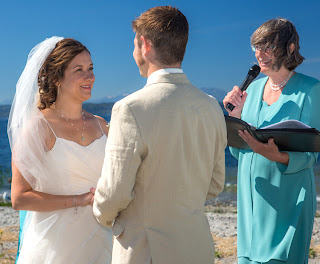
{"left": 225, "top": 115, "right": 320, "bottom": 152}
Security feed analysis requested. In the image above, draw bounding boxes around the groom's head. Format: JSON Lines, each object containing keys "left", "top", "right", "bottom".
{"left": 132, "top": 6, "right": 189, "bottom": 74}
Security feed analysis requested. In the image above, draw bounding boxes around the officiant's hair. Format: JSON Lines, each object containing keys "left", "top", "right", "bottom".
{"left": 38, "top": 38, "right": 90, "bottom": 110}
{"left": 251, "top": 18, "right": 304, "bottom": 71}
{"left": 132, "top": 6, "right": 189, "bottom": 65}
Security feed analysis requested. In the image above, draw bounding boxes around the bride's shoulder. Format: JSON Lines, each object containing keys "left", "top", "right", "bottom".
{"left": 94, "top": 115, "right": 108, "bottom": 125}
{"left": 91, "top": 114, "right": 109, "bottom": 135}
{"left": 39, "top": 108, "right": 60, "bottom": 128}
{"left": 40, "top": 108, "right": 55, "bottom": 120}
{"left": 38, "top": 109, "right": 57, "bottom": 148}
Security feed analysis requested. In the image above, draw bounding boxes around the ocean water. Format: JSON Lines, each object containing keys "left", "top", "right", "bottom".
{"left": 1, "top": 117, "right": 320, "bottom": 204}
{"left": 0, "top": 118, "right": 11, "bottom": 175}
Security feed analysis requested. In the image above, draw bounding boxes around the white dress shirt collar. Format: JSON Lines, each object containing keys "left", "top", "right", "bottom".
{"left": 146, "top": 68, "right": 183, "bottom": 85}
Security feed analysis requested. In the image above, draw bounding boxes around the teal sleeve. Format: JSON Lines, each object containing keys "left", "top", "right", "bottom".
{"left": 229, "top": 147, "right": 240, "bottom": 160}
{"left": 277, "top": 152, "right": 318, "bottom": 174}
{"left": 229, "top": 146, "right": 252, "bottom": 160}
{"left": 277, "top": 81, "right": 320, "bottom": 174}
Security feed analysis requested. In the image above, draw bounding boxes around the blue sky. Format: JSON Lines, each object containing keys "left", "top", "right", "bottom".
{"left": 1, "top": 0, "right": 319, "bottom": 104}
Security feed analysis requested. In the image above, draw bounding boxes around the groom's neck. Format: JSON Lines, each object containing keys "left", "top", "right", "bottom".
{"left": 145, "top": 62, "right": 182, "bottom": 78}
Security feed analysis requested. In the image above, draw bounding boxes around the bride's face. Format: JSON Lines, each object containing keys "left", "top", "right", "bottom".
{"left": 58, "top": 51, "right": 95, "bottom": 102}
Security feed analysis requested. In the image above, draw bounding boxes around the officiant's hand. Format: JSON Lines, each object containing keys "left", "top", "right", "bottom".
{"left": 223, "top": 85, "right": 248, "bottom": 119}
{"left": 238, "top": 130, "right": 289, "bottom": 166}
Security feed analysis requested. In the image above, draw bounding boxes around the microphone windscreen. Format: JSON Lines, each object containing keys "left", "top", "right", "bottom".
{"left": 248, "top": 65, "right": 260, "bottom": 78}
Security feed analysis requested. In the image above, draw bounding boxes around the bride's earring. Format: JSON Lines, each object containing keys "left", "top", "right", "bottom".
{"left": 57, "top": 83, "right": 60, "bottom": 96}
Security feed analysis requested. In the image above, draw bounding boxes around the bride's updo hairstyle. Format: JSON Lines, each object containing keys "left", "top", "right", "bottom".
{"left": 38, "top": 38, "right": 89, "bottom": 110}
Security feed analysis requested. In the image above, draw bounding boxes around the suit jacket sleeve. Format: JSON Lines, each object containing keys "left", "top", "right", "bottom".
{"left": 206, "top": 99, "right": 227, "bottom": 200}
{"left": 93, "top": 101, "right": 145, "bottom": 227}
{"left": 206, "top": 146, "right": 226, "bottom": 200}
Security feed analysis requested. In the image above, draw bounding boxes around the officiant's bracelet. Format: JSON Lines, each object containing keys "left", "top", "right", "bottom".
{"left": 73, "top": 195, "right": 78, "bottom": 215}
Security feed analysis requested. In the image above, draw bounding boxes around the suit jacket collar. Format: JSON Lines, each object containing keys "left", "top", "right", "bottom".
{"left": 144, "top": 73, "right": 191, "bottom": 87}
{"left": 147, "top": 68, "right": 183, "bottom": 84}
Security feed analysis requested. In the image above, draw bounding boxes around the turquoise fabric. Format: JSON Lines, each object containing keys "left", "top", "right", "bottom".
{"left": 230, "top": 73, "right": 320, "bottom": 263}
{"left": 15, "top": 210, "right": 27, "bottom": 264}
{"left": 238, "top": 256, "right": 287, "bottom": 263}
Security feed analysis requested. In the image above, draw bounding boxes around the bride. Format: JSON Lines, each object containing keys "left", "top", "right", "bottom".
{"left": 8, "top": 37, "right": 113, "bottom": 263}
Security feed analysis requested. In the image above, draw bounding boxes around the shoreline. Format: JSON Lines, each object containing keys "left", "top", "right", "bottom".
{"left": 1, "top": 205, "right": 320, "bottom": 263}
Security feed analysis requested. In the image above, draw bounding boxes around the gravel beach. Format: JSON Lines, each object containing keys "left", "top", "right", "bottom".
{"left": 1, "top": 205, "right": 320, "bottom": 263}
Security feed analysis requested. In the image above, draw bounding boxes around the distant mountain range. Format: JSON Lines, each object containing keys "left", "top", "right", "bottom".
{"left": 199, "top": 87, "right": 227, "bottom": 102}
{"left": 0, "top": 103, "right": 114, "bottom": 119}
{"left": 0, "top": 99, "right": 13, "bottom": 105}
{"left": 82, "top": 103, "right": 114, "bottom": 118}
{"left": 0, "top": 105, "right": 11, "bottom": 118}
{"left": 89, "top": 94, "right": 131, "bottom": 104}
{"left": 88, "top": 87, "right": 227, "bottom": 104}
{"left": 0, "top": 87, "right": 227, "bottom": 118}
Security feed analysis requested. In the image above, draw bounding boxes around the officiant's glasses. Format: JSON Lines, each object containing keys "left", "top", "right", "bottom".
{"left": 251, "top": 44, "right": 276, "bottom": 54}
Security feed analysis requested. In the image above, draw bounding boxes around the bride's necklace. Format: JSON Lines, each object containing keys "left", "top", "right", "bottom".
{"left": 55, "top": 104, "right": 86, "bottom": 141}
{"left": 269, "top": 71, "right": 293, "bottom": 91}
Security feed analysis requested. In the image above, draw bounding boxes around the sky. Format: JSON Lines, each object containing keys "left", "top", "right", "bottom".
{"left": 1, "top": 0, "right": 319, "bottom": 104}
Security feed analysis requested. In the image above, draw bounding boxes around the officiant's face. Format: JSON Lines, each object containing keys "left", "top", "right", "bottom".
{"left": 133, "top": 35, "right": 147, "bottom": 77}
{"left": 59, "top": 51, "right": 95, "bottom": 102}
{"left": 255, "top": 47, "right": 278, "bottom": 76}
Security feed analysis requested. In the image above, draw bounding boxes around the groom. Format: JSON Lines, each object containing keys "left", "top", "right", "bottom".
{"left": 93, "top": 6, "right": 227, "bottom": 264}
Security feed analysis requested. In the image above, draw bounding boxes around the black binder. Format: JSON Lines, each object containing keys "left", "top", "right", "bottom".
{"left": 225, "top": 115, "right": 320, "bottom": 152}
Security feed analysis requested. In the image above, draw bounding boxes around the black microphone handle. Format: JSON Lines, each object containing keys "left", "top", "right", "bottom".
{"left": 239, "top": 74, "right": 255, "bottom": 91}
{"left": 226, "top": 74, "right": 255, "bottom": 111}
{"left": 226, "top": 102, "right": 236, "bottom": 111}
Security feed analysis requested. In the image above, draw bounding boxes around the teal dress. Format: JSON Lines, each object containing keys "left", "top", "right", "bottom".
{"left": 15, "top": 210, "right": 27, "bottom": 263}
{"left": 230, "top": 73, "right": 320, "bottom": 263}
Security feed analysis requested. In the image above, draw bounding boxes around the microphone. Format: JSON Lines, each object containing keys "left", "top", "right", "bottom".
{"left": 226, "top": 65, "right": 260, "bottom": 112}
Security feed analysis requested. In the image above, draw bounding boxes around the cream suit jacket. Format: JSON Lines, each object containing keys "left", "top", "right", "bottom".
{"left": 93, "top": 73, "right": 227, "bottom": 264}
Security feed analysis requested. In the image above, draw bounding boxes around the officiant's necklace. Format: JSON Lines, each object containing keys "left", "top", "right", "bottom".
{"left": 54, "top": 103, "right": 86, "bottom": 141}
{"left": 269, "top": 71, "right": 293, "bottom": 91}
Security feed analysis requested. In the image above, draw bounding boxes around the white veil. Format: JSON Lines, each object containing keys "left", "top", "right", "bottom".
{"left": 7, "top": 36, "right": 63, "bottom": 189}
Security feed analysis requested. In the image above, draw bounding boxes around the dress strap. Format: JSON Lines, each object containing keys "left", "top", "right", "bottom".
{"left": 94, "top": 116, "right": 105, "bottom": 135}
{"left": 40, "top": 116, "right": 57, "bottom": 138}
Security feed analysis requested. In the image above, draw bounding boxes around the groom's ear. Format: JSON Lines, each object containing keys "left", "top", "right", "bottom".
{"left": 140, "top": 36, "right": 152, "bottom": 56}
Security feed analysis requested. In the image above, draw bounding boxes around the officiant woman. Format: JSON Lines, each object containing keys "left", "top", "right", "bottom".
{"left": 223, "top": 18, "right": 320, "bottom": 263}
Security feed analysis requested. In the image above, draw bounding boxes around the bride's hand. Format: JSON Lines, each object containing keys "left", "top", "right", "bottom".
{"left": 90, "top": 187, "right": 96, "bottom": 205}
{"left": 77, "top": 191, "right": 94, "bottom": 207}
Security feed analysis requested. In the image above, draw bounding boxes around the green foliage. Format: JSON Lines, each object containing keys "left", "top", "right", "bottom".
{"left": 213, "top": 208, "right": 225, "bottom": 214}
{"left": 215, "top": 250, "right": 222, "bottom": 258}
{"left": 0, "top": 202, "right": 12, "bottom": 207}
{"left": 0, "top": 166, "right": 10, "bottom": 188}
{"left": 309, "top": 247, "right": 316, "bottom": 258}
{"left": 224, "top": 184, "right": 237, "bottom": 193}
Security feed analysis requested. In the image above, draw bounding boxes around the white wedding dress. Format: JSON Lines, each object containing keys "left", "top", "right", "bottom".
{"left": 17, "top": 118, "right": 113, "bottom": 264}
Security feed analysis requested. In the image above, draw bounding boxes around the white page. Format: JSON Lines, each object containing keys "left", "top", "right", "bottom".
{"left": 260, "top": 120, "right": 311, "bottom": 130}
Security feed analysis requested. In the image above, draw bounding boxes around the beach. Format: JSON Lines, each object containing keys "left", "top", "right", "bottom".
{"left": 206, "top": 203, "right": 320, "bottom": 264}
{"left": 1, "top": 204, "right": 320, "bottom": 263}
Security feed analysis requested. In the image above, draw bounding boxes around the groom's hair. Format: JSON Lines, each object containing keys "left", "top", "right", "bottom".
{"left": 132, "top": 6, "right": 189, "bottom": 65}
